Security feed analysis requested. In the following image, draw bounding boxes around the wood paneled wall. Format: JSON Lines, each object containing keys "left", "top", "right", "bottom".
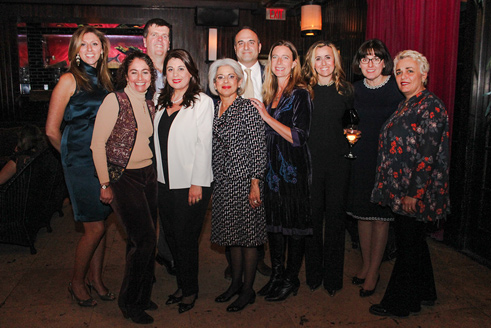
{"left": 0, "top": 0, "right": 366, "bottom": 122}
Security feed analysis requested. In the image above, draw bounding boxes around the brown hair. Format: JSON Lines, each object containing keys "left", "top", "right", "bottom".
{"left": 67, "top": 26, "right": 113, "bottom": 92}
{"left": 262, "top": 40, "right": 307, "bottom": 105}
{"left": 17, "top": 124, "right": 47, "bottom": 152}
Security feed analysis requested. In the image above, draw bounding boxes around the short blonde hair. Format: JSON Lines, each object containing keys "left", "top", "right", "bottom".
{"left": 208, "top": 58, "right": 245, "bottom": 96}
{"left": 394, "top": 50, "right": 430, "bottom": 85}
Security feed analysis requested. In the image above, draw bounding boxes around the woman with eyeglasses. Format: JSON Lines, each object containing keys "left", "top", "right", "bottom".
{"left": 348, "top": 39, "right": 404, "bottom": 298}
{"left": 208, "top": 58, "right": 267, "bottom": 312}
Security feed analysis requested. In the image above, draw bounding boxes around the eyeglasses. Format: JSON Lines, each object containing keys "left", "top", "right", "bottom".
{"left": 216, "top": 74, "right": 237, "bottom": 81}
{"left": 360, "top": 57, "right": 382, "bottom": 65}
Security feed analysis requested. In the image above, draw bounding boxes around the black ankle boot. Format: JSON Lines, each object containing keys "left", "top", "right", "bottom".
{"left": 265, "top": 277, "right": 300, "bottom": 302}
{"left": 258, "top": 275, "right": 283, "bottom": 297}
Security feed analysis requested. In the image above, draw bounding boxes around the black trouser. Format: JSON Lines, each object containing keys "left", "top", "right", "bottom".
{"left": 158, "top": 182, "right": 212, "bottom": 297}
{"left": 157, "top": 218, "right": 174, "bottom": 262}
{"left": 380, "top": 213, "right": 437, "bottom": 315}
{"left": 305, "top": 155, "right": 350, "bottom": 290}
{"left": 111, "top": 165, "right": 158, "bottom": 314}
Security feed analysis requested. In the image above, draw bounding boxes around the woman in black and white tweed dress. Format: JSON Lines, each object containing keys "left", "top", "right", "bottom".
{"left": 208, "top": 58, "right": 267, "bottom": 312}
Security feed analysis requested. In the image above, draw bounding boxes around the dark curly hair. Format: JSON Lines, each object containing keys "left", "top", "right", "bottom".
{"left": 116, "top": 51, "right": 156, "bottom": 94}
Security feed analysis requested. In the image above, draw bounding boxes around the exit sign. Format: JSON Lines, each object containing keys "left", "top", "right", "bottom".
{"left": 266, "top": 8, "right": 286, "bottom": 21}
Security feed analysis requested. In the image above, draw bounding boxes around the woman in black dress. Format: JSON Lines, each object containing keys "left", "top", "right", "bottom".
{"left": 209, "top": 58, "right": 267, "bottom": 312}
{"left": 250, "top": 40, "right": 313, "bottom": 301}
{"left": 301, "top": 40, "right": 353, "bottom": 296}
{"left": 348, "top": 39, "right": 404, "bottom": 297}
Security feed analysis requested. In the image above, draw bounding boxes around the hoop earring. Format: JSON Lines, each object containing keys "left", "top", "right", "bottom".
{"left": 76, "top": 54, "right": 81, "bottom": 66}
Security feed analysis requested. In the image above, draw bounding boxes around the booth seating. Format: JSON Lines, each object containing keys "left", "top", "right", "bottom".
{"left": 0, "top": 147, "right": 66, "bottom": 254}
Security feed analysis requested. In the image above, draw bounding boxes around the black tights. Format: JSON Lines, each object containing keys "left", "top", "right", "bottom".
{"left": 223, "top": 246, "right": 258, "bottom": 305}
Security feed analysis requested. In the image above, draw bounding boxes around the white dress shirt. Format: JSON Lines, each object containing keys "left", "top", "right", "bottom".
{"left": 239, "top": 61, "right": 263, "bottom": 102}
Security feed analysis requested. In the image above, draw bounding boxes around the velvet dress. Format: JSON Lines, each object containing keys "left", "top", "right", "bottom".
{"left": 264, "top": 88, "right": 313, "bottom": 236}
{"left": 61, "top": 62, "right": 112, "bottom": 222}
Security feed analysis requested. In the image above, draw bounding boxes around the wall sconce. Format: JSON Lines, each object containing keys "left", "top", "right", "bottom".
{"left": 208, "top": 28, "right": 218, "bottom": 62}
{"left": 301, "top": 1, "right": 322, "bottom": 36}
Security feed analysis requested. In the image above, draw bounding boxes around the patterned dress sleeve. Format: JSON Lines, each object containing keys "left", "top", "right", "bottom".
{"left": 291, "top": 88, "right": 313, "bottom": 147}
{"left": 407, "top": 95, "right": 448, "bottom": 199}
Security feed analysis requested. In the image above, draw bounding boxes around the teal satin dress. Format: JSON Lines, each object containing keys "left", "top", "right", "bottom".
{"left": 60, "top": 62, "right": 112, "bottom": 222}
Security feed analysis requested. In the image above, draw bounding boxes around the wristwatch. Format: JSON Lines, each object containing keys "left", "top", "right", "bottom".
{"left": 101, "top": 184, "right": 109, "bottom": 190}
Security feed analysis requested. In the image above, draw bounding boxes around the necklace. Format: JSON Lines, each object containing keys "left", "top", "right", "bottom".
{"left": 318, "top": 80, "right": 334, "bottom": 87}
{"left": 364, "top": 75, "right": 390, "bottom": 89}
{"left": 171, "top": 96, "right": 183, "bottom": 104}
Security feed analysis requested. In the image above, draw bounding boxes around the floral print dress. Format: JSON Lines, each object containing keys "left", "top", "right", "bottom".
{"left": 264, "top": 88, "right": 313, "bottom": 235}
{"left": 371, "top": 89, "right": 450, "bottom": 222}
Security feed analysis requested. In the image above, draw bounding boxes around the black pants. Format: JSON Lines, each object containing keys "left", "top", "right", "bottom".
{"left": 111, "top": 165, "right": 158, "bottom": 314}
{"left": 380, "top": 213, "right": 437, "bottom": 315}
{"left": 305, "top": 156, "right": 350, "bottom": 290}
{"left": 158, "top": 182, "right": 212, "bottom": 297}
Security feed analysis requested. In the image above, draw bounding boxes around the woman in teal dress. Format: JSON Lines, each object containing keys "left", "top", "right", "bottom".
{"left": 46, "top": 26, "right": 114, "bottom": 307}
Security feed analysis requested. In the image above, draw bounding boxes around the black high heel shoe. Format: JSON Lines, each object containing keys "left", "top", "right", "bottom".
{"left": 178, "top": 294, "right": 198, "bottom": 314}
{"left": 265, "top": 278, "right": 299, "bottom": 302}
{"left": 215, "top": 284, "right": 242, "bottom": 303}
{"left": 351, "top": 276, "right": 365, "bottom": 285}
{"left": 68, "top": 282, "right": 97, "bottom": 307}
{"left": 86, "top": 280, "right": 116, "bottom": 301}
{"left": 359, "top": 275, "right": 380, "bottom": 297}
{"left": 121, "top": 308, "right": 154, "bottom": 324}
{"left": 166, "top": 289, "right": 183, "bottom": 305}
{"left": 226, "top": 290, "right": 256, "bottom": 312}
{"left": 166, "top": 294, "right": 183, "bottom": 305}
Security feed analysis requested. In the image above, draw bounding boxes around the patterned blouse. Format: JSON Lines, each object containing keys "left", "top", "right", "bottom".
{"left": 371, "top": 89, "right": 450, "bottom": 222}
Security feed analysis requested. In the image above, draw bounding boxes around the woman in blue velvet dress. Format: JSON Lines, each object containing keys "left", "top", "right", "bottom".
{"left": 46, "top": 26, "right": 114, "bottom": 307}
{"left": 250, "top": 40, "right": 313, "bottom": 302}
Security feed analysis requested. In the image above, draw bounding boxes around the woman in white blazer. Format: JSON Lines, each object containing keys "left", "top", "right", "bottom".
{"left": 153, "top": 49, "right": 213, "bottom": 314}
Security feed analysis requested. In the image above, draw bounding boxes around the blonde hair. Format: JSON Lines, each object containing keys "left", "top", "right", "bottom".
{"left": 393, "top": 50, "right": 430, "bottom": 85}
{"left": 302, "top": 40, "right": 353, "bottom": 97}
{"left": 68, "top": 26, "right": 113, "bottom": 92}
{"left": 262, "top": 40, "right": 307, "bottom": 105}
